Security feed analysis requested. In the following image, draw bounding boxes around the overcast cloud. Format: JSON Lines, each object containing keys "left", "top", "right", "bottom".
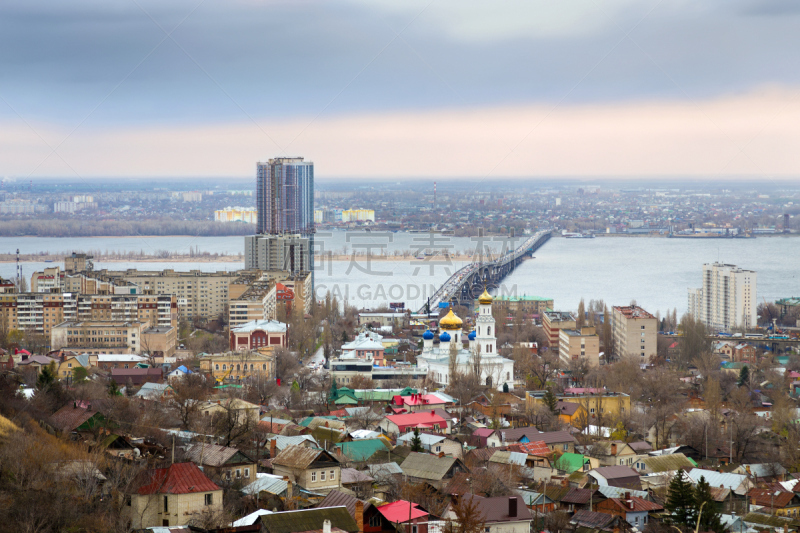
{"left": 1, "top": 0, "right": 799, "bottom": 178}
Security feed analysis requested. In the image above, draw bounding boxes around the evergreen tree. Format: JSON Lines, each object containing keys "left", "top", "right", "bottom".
{"left": 665, "top": 470, "right": 696, "bottom": 527}
{"left": 543, "top": 387, "right": 559, "bottom": 415}
{"left": 108, "top": 380, "right": 121, "bottom": 397}
{"left": 738, "top": 365, "right": 750, "bottom": 388}
{"left": 410, "top": 427, "right": 423, "bottom": 452}
{"left": 695, "top": 476, "right": 724, "bottom": 533}
{"left": 341, "top": 330, "right": 348, "bottom": 344}
{"left": 37, "top": 361, "right": 56, "bottom": 390}
{"left": 503, "top": 382, "right": 509, "bottom": 393}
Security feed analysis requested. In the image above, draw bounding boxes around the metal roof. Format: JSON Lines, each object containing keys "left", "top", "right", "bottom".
{"left": 400, "top": 452, "right": 460, "bottom": 481}
{"left": 184, "top": 443, "right": 253, "bottom": 467}
{"left": 596, "top": 486, "right": 649, "bottom": 500}
{"left": 641, "top": 453, "right": 694, "bottom": 473}
{"left": 241, "top": 473, "right": 288, "bottom": 496}
{"left": 686, "top": 468, "right": 749, "bottom": 492}
{"left": 488, "top": 451, "right": 527, "bottom": 466}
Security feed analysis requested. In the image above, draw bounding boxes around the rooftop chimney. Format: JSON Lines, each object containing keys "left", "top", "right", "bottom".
{"left": 611, "top": 443, "right": 617, "bottom": 456}
{"left": 284, "top": 476, "right": 293, "bottom": 499}
{"left": 509, "top": 496, "right": 518, "bottom": 518}
{"left": 323, "top": 519, "right": 331, "bottom": 533}
{"left": 355, "top": 500, "right": 364, "bottom": 533}
{"left": 270, "top": 439, "right": 277, "bottom": 458}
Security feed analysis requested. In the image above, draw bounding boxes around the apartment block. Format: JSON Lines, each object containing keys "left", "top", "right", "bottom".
{"left": 89, "top": 269, "right": 250, "bottom": 321}
{"left": 492, "top": 295, "right": 553, "bottom": 316}
{"left": 0, "top": 293, "right": 176, "bottom": 337}
{"left": 228, "top": 281, "right": 277, "bottom": 328}
{"left": 612, "top": 305, "right": 657, "bottom": 359}
{"left": 51, "top": 321, "right": 145, "bottom": 354}
{"left": 689, "top": 262, "right": 757, "bottom": 331}
{"left": 558, "top": 327, "right": 600, "bottom": 368}
{"left": 543, "top": 310, "right": 576, "bottom": 347}
{"left": 244, "top": 233, "right": 310, "bottom": 273}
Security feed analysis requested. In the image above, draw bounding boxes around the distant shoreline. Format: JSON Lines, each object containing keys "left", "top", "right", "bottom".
{"left": 0, "top": 252, "right": 492, "bottom": 264}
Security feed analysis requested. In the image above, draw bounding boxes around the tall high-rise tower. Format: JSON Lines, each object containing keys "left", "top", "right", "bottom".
{"left": 256, "top": 157, "right": 314, "bottom": 235}
{"left": 688, "top": 262, "right": 756, "bottom": 332}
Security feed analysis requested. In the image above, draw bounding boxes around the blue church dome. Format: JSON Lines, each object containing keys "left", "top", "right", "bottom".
{"left": 438, "top": 331, "right": 451, "bottom": 342}
{"left": 423, "top": 330, "right": 434, "bottom": 340}
{"left": 468, "top": 330, "right": 476, "bottom": 341}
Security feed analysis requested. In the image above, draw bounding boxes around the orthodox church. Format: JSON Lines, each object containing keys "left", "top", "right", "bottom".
{"left": 416, "top": 289, "right": 514, "bottom": 391}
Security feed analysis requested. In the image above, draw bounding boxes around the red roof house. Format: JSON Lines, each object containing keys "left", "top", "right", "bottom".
{"left": 126, "top": 463, "right": 223, "bottom": 529}
{"left": 380, "top": 411, "right": 448, "bottom": 436}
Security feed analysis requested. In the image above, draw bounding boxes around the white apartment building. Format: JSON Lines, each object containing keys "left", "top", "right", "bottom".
{"left": 688, "top": 262, "right": 757, "bottom": 332}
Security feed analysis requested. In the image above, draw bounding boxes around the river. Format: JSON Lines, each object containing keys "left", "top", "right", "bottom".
{"left": 1, "top": 233, "right": 797, "bottom": 316}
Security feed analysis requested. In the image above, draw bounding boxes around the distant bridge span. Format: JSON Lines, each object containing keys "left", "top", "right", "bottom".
{"left": 417, "top": 229, "right": 552, "bottom": 313}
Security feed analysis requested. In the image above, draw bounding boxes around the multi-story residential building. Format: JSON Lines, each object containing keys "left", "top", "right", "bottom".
{"left": 341, "top": 209, "right": 375, "bottom": 222}
{"left": 214, "top": 207, "right": 257, "bottom": 223}
{"left": 256, "top": 157, "right": 314, "bottom": 235}
{"left": 89, "top": 269, "right": 248, "bottom": 320}
{"left": 51, "top": 320, "right": 145, "bottom": 353}
{"left": 32, "top": 267, "right": 140, "bottom": 294}
{"left": 0, "top": 293, "right": 176, "bottom": 337}
{"left": 612, "top": 305, "right": 657, "bottom": 359}
{"left": 244, "top": 233, "right": 310, "bottom": 273}
{"left": 543, "top": 311, "right": 576, "bottom": 347}
{"left": 558, "top": 327, "right": 600, "bottom": 368}
{"left": 228, "top": 281, "right": 277, "bottom": 328}
{"left": 689, "top": 262, "right": 757, "bottom": 331}
{"left": 491, "top": 295, "right": 553, "bottom": 316}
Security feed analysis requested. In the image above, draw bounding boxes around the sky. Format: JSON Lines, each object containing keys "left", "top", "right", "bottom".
{"left": 1, "top": 0, "right": 799, "bottom": 180}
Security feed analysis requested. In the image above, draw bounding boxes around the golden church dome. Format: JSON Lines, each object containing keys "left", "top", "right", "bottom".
{"left": 439, "top": 308, "right": 463, "bottom": 330}
{"left": 478, "top": 288, "right": 493, "bottom": 305}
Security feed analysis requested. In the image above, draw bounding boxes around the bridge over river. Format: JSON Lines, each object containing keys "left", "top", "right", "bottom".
{"left": 416, "top": 229, "right": 552, "bottom": 313}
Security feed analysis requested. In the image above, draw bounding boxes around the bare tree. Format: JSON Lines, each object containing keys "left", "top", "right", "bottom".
{"left": 171, "top": 373, "right": 210, "bottom": 429}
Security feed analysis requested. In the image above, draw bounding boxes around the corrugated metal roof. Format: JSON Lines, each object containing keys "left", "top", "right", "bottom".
{"left": 242, "top": 473, "right": 288, "bottom": 496}
{"left": 129, "top": 462, "right": 220, "bottom": 495}
{"left": 367, "top": 462, "right": 403, "bottom": 477}
{"left": 261, "top": 506, "right": 358, "bottom": 533}
{"left": 401, "top": 452, "right": 460, "bottom": 481}
{"left": 316, "top": 489, "right": 371, "bottom": 518}
{"left": 272, "top": 445, "right": 334, "bottom": 469}
{"left": 184, "top": 443, "right": 253, "bottom": 467}
{"left": 488, "top": 451, "right": 527, "bottom": 466}
{"left": 596, "top": 485, "right": 649, "bottom": 500}
{"left": 233, "top": 509, "right": 274, "bottom": 526}
{"left": 335, "top": 439, "right": 388, "bottom": 462}
{"left": 377, "top": 501, "right": 428, "bottom": 523}
{"left": 396, "top": 432, "right": 446, "bottom": 446}
{"left": 271, "top": 435, "right": 319, "bottom": 451}
{"left": 642, "top": 453, "right": 694, "bottom": 473}
{"left": 687, "top": 468, "right": 748, "bottom": 491}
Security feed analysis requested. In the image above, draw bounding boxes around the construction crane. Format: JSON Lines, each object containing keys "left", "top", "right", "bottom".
{"left": 215, "top": 364, "right": 233, "bottom": 385}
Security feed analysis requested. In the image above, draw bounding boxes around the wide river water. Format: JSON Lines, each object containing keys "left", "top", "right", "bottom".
{"left": 1, "top": 232, "right": 797, "bottom": 316}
